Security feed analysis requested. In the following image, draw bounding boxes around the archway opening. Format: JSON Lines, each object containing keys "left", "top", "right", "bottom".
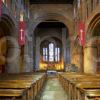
{"left": 85, "top": 13, "right": 100, "bottom": 73}
{"left": 40, "top": 37, "right": 63, "bottom": 71}
{"left": 34, "top": 20, "right": 70, "bottom": 71}
{"left": 92, "top": 22, "right": 100, "bottom": 73}
{"left": 0, "top": 15, "right": 16, "bottom": 73}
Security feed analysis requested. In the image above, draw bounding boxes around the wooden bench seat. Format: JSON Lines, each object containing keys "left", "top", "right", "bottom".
{"left": 0, "top": 79, "right": 35, "bottom": 100}
{"left": 0, "top": 73, "right": 46, "bottom": 100}
{"left": 58, "top": 73, "right": 100, "bottom": 100}
{"left": 0, "top": 89, "right": 27, "bottom": 100}
{"left": 79, "top": 89, "right": 100, "bottom": 100}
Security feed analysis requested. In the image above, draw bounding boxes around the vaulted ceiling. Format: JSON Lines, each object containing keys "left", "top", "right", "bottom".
{"left": 29, "top": 0, "right": 74, "bottom": 4}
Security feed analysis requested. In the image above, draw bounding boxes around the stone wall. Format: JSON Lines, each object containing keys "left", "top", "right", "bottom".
{"left": 73, "top": 0, "right": 100, "bottom": 73}
{"left": 28, "top": 4, "right": 74, "bottom": 71}
{"left": 35, "top": 28, "right": 70, "bottom": 70}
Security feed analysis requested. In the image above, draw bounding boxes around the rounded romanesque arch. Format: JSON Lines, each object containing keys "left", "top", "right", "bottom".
{"left": 29, "top": 13, "right": 73, "bottom": 40}
{"left": 84, "top": 13, "right": 100, "bottom": 73}
{"left": 40, "top": 36, "right": 62, "bottom": 44}
{"left": 26, "top": 11, "right": 73, "bottom": 71}
{"left": 31, "top": 14, "right": 71, "bottom": 71}
{"left": 0, "top": 14, "right": 19, "bottom": 73}
{"left": 1, "top": 14, "right": 16, "bottom": 35}
{"left": 86, "top": 13, "right": 100, "bottom": 38}
{"left": 39, "top": 37, "right": 63, "bottom": 71}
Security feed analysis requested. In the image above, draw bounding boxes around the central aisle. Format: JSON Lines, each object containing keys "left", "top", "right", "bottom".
{"left": 39, "top": 77, "right": 68, "bottom": 100}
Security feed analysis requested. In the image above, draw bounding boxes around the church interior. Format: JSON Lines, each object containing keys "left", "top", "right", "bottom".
{"left": 0, "top": 0, "right": 100, "bottom": 100}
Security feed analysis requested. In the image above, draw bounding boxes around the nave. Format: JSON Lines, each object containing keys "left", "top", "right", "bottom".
{"left": 0, "top": 0, "right": 100, "bottom": 100}
{"left": 0, "top": 72, "right": 100, "bottom": 100}
{"left": 37, "top": 77, "right": 68, "bottom": 100}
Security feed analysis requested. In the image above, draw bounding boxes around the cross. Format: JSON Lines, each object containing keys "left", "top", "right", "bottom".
{"left": 20, "top": 29, "right": 24, "bottom": 40}
{"left": 80, "top": 29, "right": 83, "bottom": 41}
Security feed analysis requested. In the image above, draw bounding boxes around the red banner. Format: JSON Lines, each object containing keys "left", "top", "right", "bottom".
{"left": 18, "top": 21, "right": 26, "bottom": 46}
{"left": 77, "top": 21, "right": 85, "bottom": 46}
{"left": 0, "top": 0, "right": 2, "bottom": 17}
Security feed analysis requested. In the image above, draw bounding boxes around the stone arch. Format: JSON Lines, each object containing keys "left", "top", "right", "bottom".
{"left": 27, "top": 12, "right": 72, "bottom": 71}
{"left": 30, "top": 13, "right": 73, "bottom": 40}
{"left": 39, "top": 36, "right": 63, "bottom": 71}
{"left": 40, "top": 36, "right": 63, "bottom": 57}
{"left": 40, "top": 36, "right": 62, "bottom": 49}
{"left": 32, "top": 13, "right": 71, "bottom": 71}
{"left": 1, "top": 14, "right": 17, "bottom": 35}
{"left": 86, "top": 13, "right": 100, "bottom": 37}
{"left": 40, "top": 35, "right": 62, "bottom": 44}
{"left": 0, "top": 14, "right": 19, "bottom": 73}
{"left": 84, "top": 13, "right": 100, "bottom": 73}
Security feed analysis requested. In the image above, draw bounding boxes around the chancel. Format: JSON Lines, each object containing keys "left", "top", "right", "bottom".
{"left": 0, "top": 0, "right": 100, "bottom": 100}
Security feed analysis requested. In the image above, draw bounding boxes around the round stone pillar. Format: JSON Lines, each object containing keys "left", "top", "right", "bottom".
{"left": 84, "top": 46, "right": 97, "bottom": 73}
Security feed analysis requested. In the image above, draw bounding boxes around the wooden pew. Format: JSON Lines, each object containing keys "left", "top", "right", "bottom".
{"left": 58, "top": 72, "right": 100, "bottom": 100}
{"left": 0, "top": 89, "right": 27, "bottom": 100}
{"left": 81, "top": 89, "right": 100, "bottom": 100}
{"left": 0, "top": 77, "right": 36, "bottom": 100}
{"left": 68, "top": 78, "right": 100, "bottom": 99}
{"left": 0, "top": 72, "right": 47, "bottom": 100}
{"left": 75, "top": 82, "right": 100, "bottom": 100}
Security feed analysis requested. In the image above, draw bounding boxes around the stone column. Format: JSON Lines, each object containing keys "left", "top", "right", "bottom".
{"left": 36, "top": 37, "right": 40, "bottom": 71}
{"left": 79, "top": 47, "right": 84, "bottom": 73}
{"left": 6, "top": 36, "right": 20, "bottom": 73}
{"left": 70, "top": 42, "right": 83, "bottom": 72}
{"left": 7, "top": 46, "right": 20, "bottom": 73}
{"left": 29, "top": 37, "right": 34, "bottom": 71}
{"left": 66, "top": 47, "right": 70, "bottom": 63}
{"left": 24, "top": 39, "right": 30, "bottom": 72}
{"left": 62, "top": 28, "right": 67, "bottom": 70}
{"left": 84, "top": 46, "right": 97, "bottom": 73}
{"left": 24, "top": 35, "right": 33, "bottom": 72}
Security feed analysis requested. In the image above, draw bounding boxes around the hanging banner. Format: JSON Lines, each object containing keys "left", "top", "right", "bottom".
{"left": 18, "top": 21, "right": 26, "bottom": 46}
{"left": 0, "top": 0, "right": 2, "bottom": 17}
{"left": 78, "top": 21, "right": 85, "bottom": 46}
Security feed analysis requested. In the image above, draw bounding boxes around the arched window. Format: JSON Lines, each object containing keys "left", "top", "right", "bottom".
{"left": 42, "top": 43, "right": 61, "bottom": 62}
{"left": 55, "top": 48, "right": 60, "bottom": 62}
{"left": 43, "top": 48, "right": 48, "bottom": 62}
{"left": 49, "top": 43, "right": 54, "bottom": 62}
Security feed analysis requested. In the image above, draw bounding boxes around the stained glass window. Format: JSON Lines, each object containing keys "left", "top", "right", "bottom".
{"left": 55, "top": 48, "right": 58, "bottom": 62}
{"left": 49, "top": 43, "right": 54, "bottom": 62}
{"left": 42, "top": 43, "right": 60, "bottom": 62}
{"left": 55, "top": 47, "right": 60, "bottom": 62}
{"left": 43, "top": 48, "right": 48, "bottom": 61}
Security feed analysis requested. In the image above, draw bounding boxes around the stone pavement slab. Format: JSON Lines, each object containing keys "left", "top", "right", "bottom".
{"left": 39, "top": 77, "right": 68, "bottom": 100}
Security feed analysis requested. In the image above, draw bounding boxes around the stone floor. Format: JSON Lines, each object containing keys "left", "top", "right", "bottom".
{"left": 38, "top": 77, "right": 68, "bottom": 100}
